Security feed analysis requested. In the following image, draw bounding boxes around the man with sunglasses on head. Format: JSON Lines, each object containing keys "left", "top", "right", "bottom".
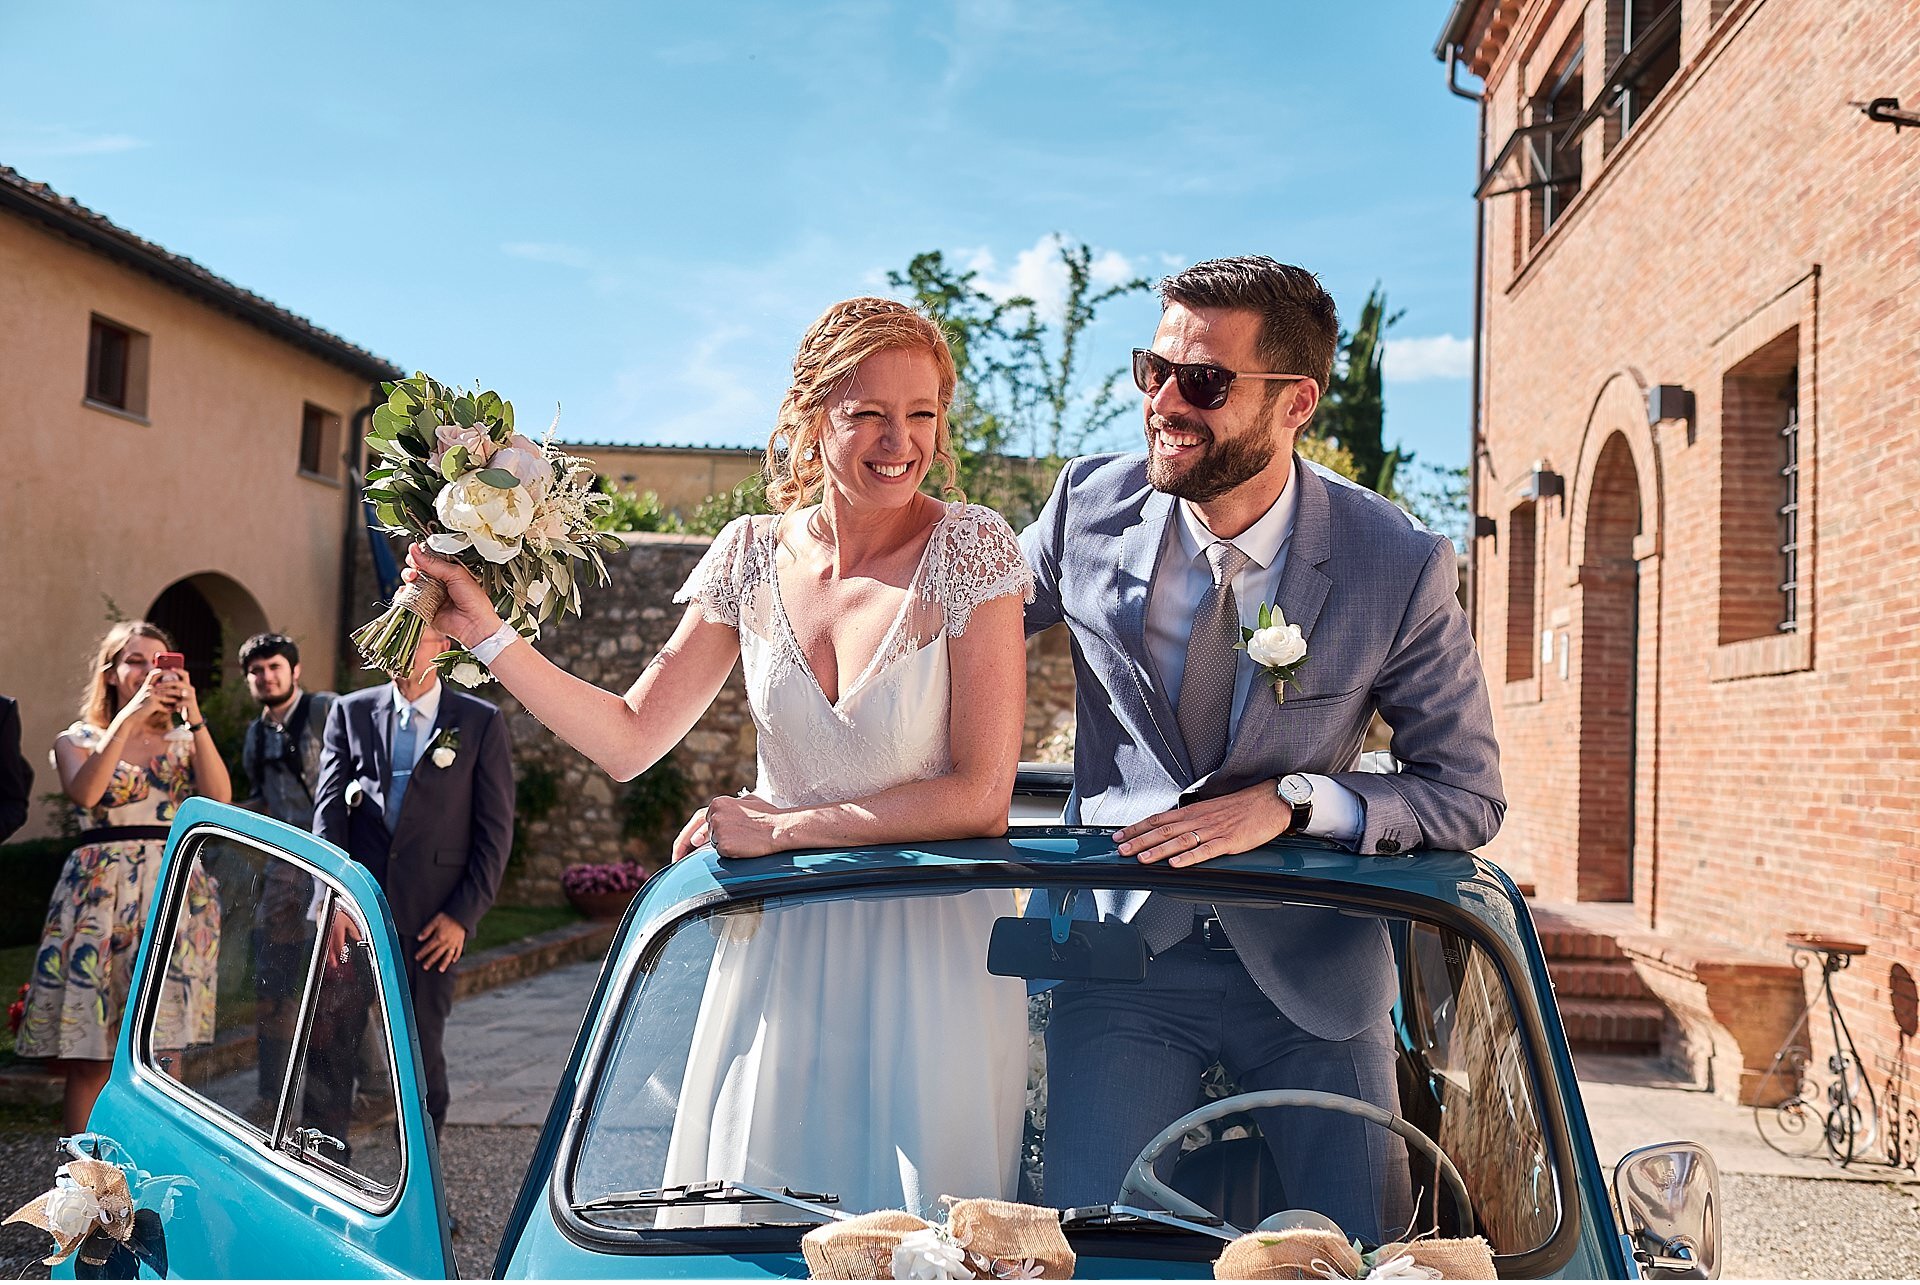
{"left": 1021, "top": 256, "right": 1503, "bottom": 1242}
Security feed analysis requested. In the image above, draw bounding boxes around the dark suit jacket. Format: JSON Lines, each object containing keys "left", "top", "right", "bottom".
{"left": 312, "top": 684, "right": 514, "bottom": 937}
{"left": 0, "top": 696, "right": 31, "bottom": 843}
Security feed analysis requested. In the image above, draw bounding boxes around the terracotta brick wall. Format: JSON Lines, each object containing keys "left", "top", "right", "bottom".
{"left": 1463, "top": 0, "right": 1920, "bottom": 1088}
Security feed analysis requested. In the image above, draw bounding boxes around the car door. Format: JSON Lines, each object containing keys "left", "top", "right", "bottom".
{"left": 73, "top": 797, "right": 455, "bottom": 1278}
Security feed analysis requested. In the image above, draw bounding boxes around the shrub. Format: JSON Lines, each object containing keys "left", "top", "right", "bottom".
{"left": 560, "top": 862, "right": 647, "bottom": 898}
{"left": 0, "top": 836, "right": 72, "bottom": 947}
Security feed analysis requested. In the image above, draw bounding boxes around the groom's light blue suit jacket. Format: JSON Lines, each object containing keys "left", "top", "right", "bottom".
{"left": 1021, "top": 452, "right": 1504, "bottom": 1041}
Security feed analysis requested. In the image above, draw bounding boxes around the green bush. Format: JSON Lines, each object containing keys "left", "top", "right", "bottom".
{"left": 0, "top": 836, "right": 71, "bottom": 947}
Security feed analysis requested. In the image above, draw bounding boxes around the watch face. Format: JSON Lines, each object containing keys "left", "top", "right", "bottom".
{"left": 1280, "top": 775, "right": 1312, "bottom": 805}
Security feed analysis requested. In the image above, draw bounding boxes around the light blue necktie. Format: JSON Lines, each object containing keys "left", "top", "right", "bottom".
{"left": 389, "top": 703, "right": 418, "bottom": 820}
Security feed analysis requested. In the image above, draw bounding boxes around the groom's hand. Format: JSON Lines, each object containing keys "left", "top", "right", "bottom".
{"left": 1115, "top": 783, "right": 1293, "bottom": 868}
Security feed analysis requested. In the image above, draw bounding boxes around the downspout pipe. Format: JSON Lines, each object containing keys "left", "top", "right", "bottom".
{"left": 1444, "top": 44, "right": 1488, "bottom": 636}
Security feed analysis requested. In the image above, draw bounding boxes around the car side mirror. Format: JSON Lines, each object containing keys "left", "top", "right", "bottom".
{"left": 1613, "top": 1142, "right": 1720, "bottom": 1279}
{"left": 987, "top": 915, "right": 1146, "bottom": 983}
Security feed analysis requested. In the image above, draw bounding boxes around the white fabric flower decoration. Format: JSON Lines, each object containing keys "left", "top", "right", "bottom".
{"left": 41, "top": 1182, "right": 105, "bottom": 1242}
{"left": 891, "top": 1226, "right": 971, "bottom": 1280}
{"left": 430, "top": 471, "right": 537, "bottom": 564}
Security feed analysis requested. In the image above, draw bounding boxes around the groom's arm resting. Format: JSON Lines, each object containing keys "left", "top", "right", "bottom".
{"left": 1330, "top": 537, "right": 1505, "bottom": 856}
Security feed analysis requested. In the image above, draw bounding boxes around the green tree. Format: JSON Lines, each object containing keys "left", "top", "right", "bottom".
{"left": 1309, "top": 283, "right": 1406, "bottom": 497}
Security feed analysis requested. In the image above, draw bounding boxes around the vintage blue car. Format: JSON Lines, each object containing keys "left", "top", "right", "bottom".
{"left": 63, "top": 788, "right": 1719, "bottom": 1278}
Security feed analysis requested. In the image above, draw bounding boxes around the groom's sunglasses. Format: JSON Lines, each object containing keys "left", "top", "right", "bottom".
{"left": 1131, "top": 348, "right": 1310, "bottom": 412}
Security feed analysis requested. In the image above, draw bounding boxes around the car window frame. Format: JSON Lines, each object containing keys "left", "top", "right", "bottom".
{"left": 545, "top": 854, "right": 1587, "bottom": 1276}
{"left": 130, "top": 822, "right": 412, "bottom": 1216}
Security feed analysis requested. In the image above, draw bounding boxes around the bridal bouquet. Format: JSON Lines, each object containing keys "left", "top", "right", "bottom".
{"left": 352, "top": 375, "right": 619, "bottom": 682}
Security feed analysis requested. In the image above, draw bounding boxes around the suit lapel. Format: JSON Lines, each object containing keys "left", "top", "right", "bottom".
{"left": 368, "top": 688, "right": 394, "bottom": 802}
{"left": 1117, "top": 489, "right": 1191, "bottom": 781}
{"left": 1215, "top": 457, "right": 1335, "bottom": 782}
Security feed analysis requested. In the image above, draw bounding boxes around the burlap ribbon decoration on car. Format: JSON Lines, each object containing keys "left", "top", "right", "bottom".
{"left": 3, "top": 1158, "right": 136, "bottom": 1267}
{"left": 802, "top": 1198, "right": 1076, "bottom": 1280}
{"left": 1213, "top": 1228, "right": 1496, "bottom": 1280}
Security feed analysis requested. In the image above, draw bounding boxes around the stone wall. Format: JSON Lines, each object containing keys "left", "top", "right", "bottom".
{"left": 498, "top": 531, "right": 1080, "bottom": 905}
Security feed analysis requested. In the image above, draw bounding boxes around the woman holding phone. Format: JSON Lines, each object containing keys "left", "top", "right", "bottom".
{"left": 16, "top": 621, "right": 230, "bottom": 1130}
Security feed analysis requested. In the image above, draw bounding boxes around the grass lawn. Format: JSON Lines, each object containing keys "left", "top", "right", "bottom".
{"left": 469, "top": 903, "right": 582, "bottom": 955}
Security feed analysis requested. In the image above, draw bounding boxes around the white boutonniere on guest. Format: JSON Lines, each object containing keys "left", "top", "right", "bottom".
{"left": 427, "top": 727, "right": 461, "bottom": 770}
{"left": 432, "top": 646, "right": 489, "bottom": 690}
{"left": 1239, "top": 602, "right": 1308, "bottom": 701}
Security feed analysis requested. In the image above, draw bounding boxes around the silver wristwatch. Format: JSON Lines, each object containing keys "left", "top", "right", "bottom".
{"left": 1278, "top": 773, "right": 1314, "bottom": 835}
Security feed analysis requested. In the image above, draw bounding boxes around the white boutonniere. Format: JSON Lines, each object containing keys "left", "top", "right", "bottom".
{"left": 431, "top": 645, "right": 490, "bottom": 689}
{"left": 427, "top": 727, "right": 460, "bottom": 769}
{"left": 1240, "top": 602, "right": 1308, "bottom": 701}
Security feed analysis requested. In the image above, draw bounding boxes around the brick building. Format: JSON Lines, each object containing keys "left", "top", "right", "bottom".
{"left": 1434, "top": 0, "right": 1919, "bottom": 1129}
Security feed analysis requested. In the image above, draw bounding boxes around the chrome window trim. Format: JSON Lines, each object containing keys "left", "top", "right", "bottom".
{"left": 129, "top": 822, "right": 410, "bottom": 1217}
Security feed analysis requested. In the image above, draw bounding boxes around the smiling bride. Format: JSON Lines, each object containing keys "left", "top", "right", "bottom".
{"left": 404, "top": 296, "right": 1031, "bottom": 1214}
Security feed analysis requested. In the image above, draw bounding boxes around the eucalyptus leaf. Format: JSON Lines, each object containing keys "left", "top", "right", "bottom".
{"left": 440, "top": 446, "right": 470, "bottom": 482}
{"left": 476, "top": 468, "right": 522, "bottom": 489}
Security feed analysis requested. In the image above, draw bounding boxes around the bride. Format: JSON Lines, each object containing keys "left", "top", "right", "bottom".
{"left": 405, "top": 297, "right": 1031, "bottom": 1214}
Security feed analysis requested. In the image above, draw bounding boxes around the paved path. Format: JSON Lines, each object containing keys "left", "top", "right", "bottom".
{"left": 442, "top": 960, "right": 602, "bottom": 1126}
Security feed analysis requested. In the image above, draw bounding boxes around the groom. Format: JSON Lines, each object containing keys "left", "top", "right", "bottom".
{"left": 1022, "top": 256, "right": 1503, "bottom": 1239}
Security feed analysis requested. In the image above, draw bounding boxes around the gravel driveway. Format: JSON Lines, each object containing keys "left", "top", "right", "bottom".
{"left": 4, "top": 1114, "right": 1917, "bottom": 1278}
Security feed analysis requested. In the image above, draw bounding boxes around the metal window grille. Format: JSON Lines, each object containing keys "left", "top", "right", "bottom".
{"left": 1778, "top": 369, "right": 1799, "bottom": 633}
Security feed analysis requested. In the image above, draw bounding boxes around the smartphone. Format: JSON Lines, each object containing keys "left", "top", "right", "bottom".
{"left": 154, "top": 651, "right": 186, "bottom": 671}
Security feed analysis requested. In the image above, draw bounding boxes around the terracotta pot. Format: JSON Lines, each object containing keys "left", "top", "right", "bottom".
{"left": 566, "top": 888, "right": 638, "bottom": 920}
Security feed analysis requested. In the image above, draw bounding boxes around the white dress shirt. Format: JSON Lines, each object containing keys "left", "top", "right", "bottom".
{"left": 388, "top": 678, "right": 443, "bottom": 769}
{"left": 1143, "top": 467, "right": 1366, "bottom": 844}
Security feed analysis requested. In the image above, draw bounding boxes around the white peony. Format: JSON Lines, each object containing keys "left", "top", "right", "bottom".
{"left": 488, "top": 433, "right": 554, "bottom": 500}
{"left": 429, "top": 471, "right": 537, "bottom": 564}
{"left": 891, "top": 1227, "right": 971, "bottom": 1280}
{"left": 431, "top": 746, "right": 457, "bottom": 769}
{"left": 1247, "top": 618, "right": 1307, "bottom": 669}
{"left": 448, "top": 661, "right": 486, "bottom": 689}
{"left": 43, "top": 1182, "right": 105, "bottom": 1242}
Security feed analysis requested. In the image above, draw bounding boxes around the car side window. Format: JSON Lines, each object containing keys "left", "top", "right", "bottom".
{"left": 138, "top": 831, "right": 403, "bottom": 1201}
{"left": 144, "top": 834, "right": 319, "bottom": 1136}
{"left": 278, "top": 896, "right": 403, "bottom": 1193}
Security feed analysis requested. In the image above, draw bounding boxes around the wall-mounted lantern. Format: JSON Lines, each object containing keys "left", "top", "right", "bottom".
{"left": 1520, "top": 463, "right": 1564, "bottom": 501}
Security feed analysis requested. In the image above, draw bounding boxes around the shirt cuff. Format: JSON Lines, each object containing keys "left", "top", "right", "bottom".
{"left": 469, "top": 622, "right": 522, "bottom": 666}
{"left": 1299, "top": 774, "right": 1366, "bottom": 845}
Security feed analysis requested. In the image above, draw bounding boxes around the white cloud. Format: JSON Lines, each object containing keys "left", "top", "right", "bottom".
{"left": 967, "top": 233, "right": 1139, "bottom": 323}
{"left": 500, "top": 241, "right": 594, "bottom": 270}
{"left": 1384, "top": 334, "right": 1473, "bottom": 383}
{"left": 614, "top": 322, "right": 769, "bottom": 448}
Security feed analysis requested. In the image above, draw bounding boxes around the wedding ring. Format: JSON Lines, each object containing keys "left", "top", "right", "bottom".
{"left": 1190, "top": 830, "right": 1202, "bottom": 847}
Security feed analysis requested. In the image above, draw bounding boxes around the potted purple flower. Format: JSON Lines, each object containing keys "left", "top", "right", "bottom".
{"left": 560, "top": 861, "right": 649, "bottom": 920}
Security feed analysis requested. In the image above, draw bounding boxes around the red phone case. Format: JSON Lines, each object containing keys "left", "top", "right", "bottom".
{"left": 154, "top": 652, "right": 186, "bottom": 670}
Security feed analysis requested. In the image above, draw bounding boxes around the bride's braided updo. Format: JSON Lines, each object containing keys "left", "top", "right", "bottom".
{"left": 765, "top": 296, "right": 961, "bottom": 512}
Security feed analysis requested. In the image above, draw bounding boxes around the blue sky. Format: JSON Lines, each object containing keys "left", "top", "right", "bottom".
{"left": 3, "top": 1, "right": 1480, "bottom": 468}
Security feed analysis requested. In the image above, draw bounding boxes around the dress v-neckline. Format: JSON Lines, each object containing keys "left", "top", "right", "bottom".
{"left": 765, "top": 507, "right": 945, "bottom": 714}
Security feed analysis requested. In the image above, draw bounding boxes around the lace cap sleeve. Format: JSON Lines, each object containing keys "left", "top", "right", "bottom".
{"left": 674, "top": 515, "right": 756, "bottom": 628}
{"left": 936, "top": 503, "right": 1035, "bottom": 638}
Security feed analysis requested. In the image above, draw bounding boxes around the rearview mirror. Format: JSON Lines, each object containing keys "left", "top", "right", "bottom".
{"left": 987, "top": 915, "right": 1146, "bottom": 983}
{"left": 1614, "top": 1142, "right": 1720, "bottom": 1279}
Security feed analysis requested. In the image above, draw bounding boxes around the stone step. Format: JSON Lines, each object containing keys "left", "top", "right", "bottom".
{"left": 1537, "top": 923, "right": 1629, "bottom": 960}
{"left": 1549, "top": 958, "right": 1654, "bottom": 1000}
{"left": 1559, "top": 998, "right": 1666, "bottom": 1052}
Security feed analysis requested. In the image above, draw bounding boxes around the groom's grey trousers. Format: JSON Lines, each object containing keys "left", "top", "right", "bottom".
{"left": 1042, "top": 939, "right": 1412, "bottom": 1243}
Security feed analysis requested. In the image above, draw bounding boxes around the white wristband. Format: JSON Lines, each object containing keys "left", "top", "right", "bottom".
{"left": 468, "top": 622, "right": 522, "bottom": 666}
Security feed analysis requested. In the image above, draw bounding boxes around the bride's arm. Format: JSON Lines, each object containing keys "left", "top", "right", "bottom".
{"left": 405, "top": 545, "right": 739, "bottom": 782}
{"left": 704, "top": 592, "right": 1027, "bottom": 857}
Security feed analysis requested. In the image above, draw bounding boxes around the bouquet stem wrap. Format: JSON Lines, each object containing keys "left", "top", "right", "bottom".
{"left": 352, "top": 577, "right": 449, "bottom": 681}
{"left": 802, "top": 1198, "right": 1074, "bottom": 1280}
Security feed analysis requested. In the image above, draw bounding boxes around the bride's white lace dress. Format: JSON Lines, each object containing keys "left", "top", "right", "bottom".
{"left": 660, "top": 501, "right": 1033, "bottom": 1217}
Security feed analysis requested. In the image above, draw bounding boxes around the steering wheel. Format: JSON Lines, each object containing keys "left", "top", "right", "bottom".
{"left": 1115, "top": 1088, "right": 1476, "bottom": 1238}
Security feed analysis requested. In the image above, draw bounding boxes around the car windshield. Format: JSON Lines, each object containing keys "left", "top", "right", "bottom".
{"left": 569, "top": 875, "right": 1561, "bottom": 1258}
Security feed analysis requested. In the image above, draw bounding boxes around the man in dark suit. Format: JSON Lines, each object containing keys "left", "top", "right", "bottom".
{"left": 313, "top": 625, "right": 514, "bottom": 1133}
{"left": 0, "top": 694, "right": 31, "bottom": 842}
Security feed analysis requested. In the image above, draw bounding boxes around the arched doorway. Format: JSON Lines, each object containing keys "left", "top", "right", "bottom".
{"left": 146, "top": 573, "right": 269, "bottom": 697}
{"left": 1576, "top": 434, "right": 1642, "bottom": 901}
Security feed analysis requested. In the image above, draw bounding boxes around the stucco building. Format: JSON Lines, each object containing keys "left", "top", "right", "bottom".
{"left": 1436, "top": 0, "right": 1919, "bottom": 1131}
{"left": 0, "top": 166, "right": 401, "bottom": 835}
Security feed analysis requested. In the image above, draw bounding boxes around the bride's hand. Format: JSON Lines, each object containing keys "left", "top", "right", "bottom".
{"left": 405, "top": 543, "right": 504, "bottom": 646}
{"left": 671, "top": 806, "right": 712, "bottom": 861}
{"left": 704, "top": 794, "right": 785, "bottom": 859}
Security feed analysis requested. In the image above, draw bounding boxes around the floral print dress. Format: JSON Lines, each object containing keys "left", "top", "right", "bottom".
{"left": 17, "top": 723, "right": 219, "bottom": 1061}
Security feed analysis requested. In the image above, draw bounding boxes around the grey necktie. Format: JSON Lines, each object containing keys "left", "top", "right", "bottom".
{"left": 1176, "top": 541, "right": 1251, "bottom": 780}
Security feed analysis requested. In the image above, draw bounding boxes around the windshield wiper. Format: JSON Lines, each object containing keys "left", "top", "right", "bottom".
{"left": 1058, "top": 1203, "right": 1237, "bottom": 1242}
{"left": 574, "top": 1180, "right": 845, "bottom": 1223}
